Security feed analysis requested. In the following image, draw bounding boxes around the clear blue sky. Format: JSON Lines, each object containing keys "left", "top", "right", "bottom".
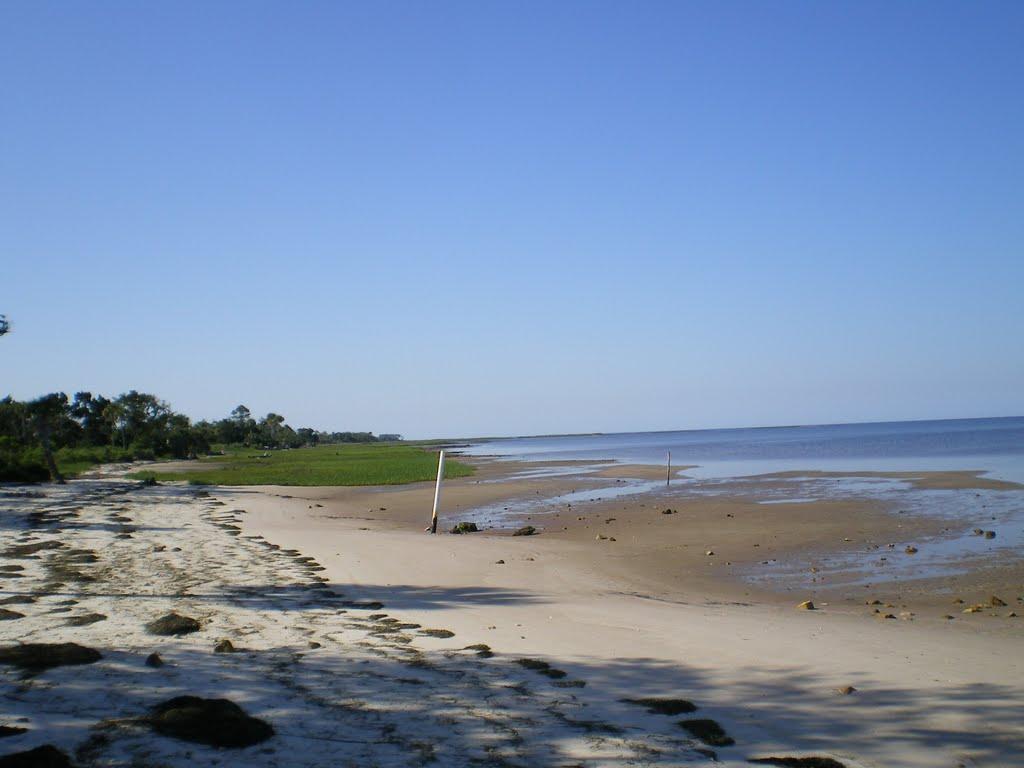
{"left": 2, "top": 2, "right": 1022, "bottom": 438}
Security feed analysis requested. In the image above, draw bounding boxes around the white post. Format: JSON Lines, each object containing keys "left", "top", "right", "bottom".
{"left": 666, "top": 450, "right": 671, "bottom": 486}
{"left": 430, "top": 450, "right": 445, "bottom": 534}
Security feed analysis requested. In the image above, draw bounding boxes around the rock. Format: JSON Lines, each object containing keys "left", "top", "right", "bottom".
{"left": 495, "top": 560, "right": 505, "bottom": 564}
{"left": 983, "top": 530, "right": 996, "bottom": 539}
{"left": 0, "top": 609, "right": 24, "bottom": 621}
{"left": 145, "top": 612, "right": 200, "bottom": 636}
{"left": 0, "top": 745, "right": 73, "bottom": 767}
{"left": 797, "top": 600, "right": 815, "bottom": 610}
{"left": 146, "top": 696, "right": 273, "bottom": 747}
{"left": 904, "top": 546, "right": 918, "bottom": 554}
{"left": 450, "top": 522, "right": 479, "bottom": 534}
{"left": 66, "top": 613, "right": 106, "bottom": 627}
{"left": 972, "top": 528, "right": 984, "bottom": 535}
{"left": 596, "top": 534, "right": 608, "bottom": 540}
{"left": 513, "top": 526, "right": 536, "bottom": 537}
{"left": 307, "top": 641, "right": 322, "bottom": 649}
{"left": 145, "top": 652, "right": 164, "bottom": 667}
{"left": 989, "top": 596, "right": 1008, "bottom": 607}
{"left": 836, "top": 685, "right": 857, "bottom": 695}
{"left": 705, "top": 550, "right": 714, "bottom": 557}
{"left": 962, "top": 605, "right": 983, "bottom": 613}
{"left": 0, "top": 643, "right": 101, "bottom": 671}
{"left": 661, "top": 508, "right": 676, "bottom": 515}
{"left": 1008, "top": 612, "right": 1018, "bottom": 618}
{"left": 214, "top": 639, "right": 236, "bottom": 653}
{"left": 678, "top": 718, "right": 734, "bottom": 747}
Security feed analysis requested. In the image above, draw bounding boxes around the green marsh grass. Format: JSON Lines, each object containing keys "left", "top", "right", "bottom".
{"left": 129, "top": 443, "right": 473, "bottom": 486}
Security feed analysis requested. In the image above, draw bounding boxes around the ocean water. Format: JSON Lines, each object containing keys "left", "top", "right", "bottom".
{"left": 458, "top": 418, "right": 1024, "bottom": 584}
{"left": 459, "top": 416, "right": 1024, "bottom": 484}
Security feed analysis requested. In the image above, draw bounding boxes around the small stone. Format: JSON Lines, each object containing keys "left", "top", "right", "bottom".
{"left": 705, "top": 550, "right": 714, "bottom": 557}
{"left": 904, "top": 546, "right": 918, "bottom": 554}
{"left": 989, "top": 595, "right": 1008, "bottom": 607}
{"left": 983, "top": 530, "right": 996, "bottom": 539}
{"left": 214, "top": 639, "right": 236, "bottom": 653}
{"left": 450, "top": 522, "right": 479, "bottom": 534}
{"left": 797, "top": 600, "right": 815, "bottom": 610}
{"left": 513, "top": 526, "right": 536, "bottom": 537}
{"left": 495, "top": 559, "right": 505, "bottom": 564}
{"left": 308, "top": 641, "right": 322, "bottom": 649}
{"left": 836, "top": 685, "right": 857, "bottom": 695}
{"left": 145, "top": 652, "right": 164, "bottom": 667}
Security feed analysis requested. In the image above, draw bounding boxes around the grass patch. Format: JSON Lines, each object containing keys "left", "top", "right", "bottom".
{"left": 128, "top": 443, "right": 474, "bottom": 487}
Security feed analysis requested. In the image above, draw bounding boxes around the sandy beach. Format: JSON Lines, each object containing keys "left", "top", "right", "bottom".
{"left": 2, "top": 457, "right": 1022, "bottom": 767}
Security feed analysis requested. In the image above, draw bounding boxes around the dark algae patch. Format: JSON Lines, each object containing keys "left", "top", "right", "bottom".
{"left": 750, "top": 759, "right": 847, "bottom": 768}
{"left": 515, "top": 658, "right": 568, "bottom": 679}
{"left": 146, "top": 696, "right": 273, "bottom": 747}
{"left": 0, "top": 745, "right": 73, "bottom": 767}
{"left": 0, "top": 643, "right": 102, "bottom": 671}
{"left": 623, "top": 697, "right": 698, "bottom": 715}
{"left": 679, "top": 718, "right": 735, "bottom": 747}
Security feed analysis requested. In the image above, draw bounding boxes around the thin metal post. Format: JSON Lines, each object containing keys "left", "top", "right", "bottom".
{"left": 666, "top": 450, "right": 671, "bottom": 486}
{"left": 430, "top": 450, "right": 446, "bottom": 534}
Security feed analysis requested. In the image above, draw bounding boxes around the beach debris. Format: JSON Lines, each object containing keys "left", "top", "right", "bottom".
{"left": 678, "top": 718, "right": 734, "bottom": 747}
{"left": 145, "top": 696, "right": 273, "bottom": 748}
{"left": 145, "top": 612, "right": 201, "bottom": 636}
{"left": 622, "top": 697, "right": 697, "bottom": 715}
{"left": 418, "top": 629, "right": 455, "bottom": 639}
{"left": 962, "top": 605, "right": 984, "bottom": 613}
{"left": 972, "top": 528, "right": 984, "bottom": 535}
{"left": 0, "top": 643, "right": 101, "bottom": 671}
{"left": 513, "top": 526, "right": 537, "bottom": 536}
{"left": 145, "top": 653, "right": 164, "bottom": 668}
{"left": 904, "top": 546, "right": 918, "bottom": 554}
{"left": 836, "top": 685, "right": 857, "bottom": 695}
{"left": 495, "top": 559, "right": 505, "bottom": 564}
{"left": 65, "top": 613, "right": 106, "bottom": 627}
{"left": 750, "top": 758, "right": 847, "bottom": 768}
{"left": 989, "top": 595, "right": 1008, "bottom": 607}
{"left": 0, "top": 609, "right": 24, "bottom": 621}
{"left": 515, "top": 658, "right": 567, "bottom": 679}
{"left": 214, "top": 639, "right": 237, "bottom": 653}
{"left": 0, "top": 744, "right": 73, "bottom": 767}
{"left": 983, "top": 530, "right": 996, "bottom": 539}
{"left": 450, "top": 522, "right": 479, "bottom": 534}
{"left": 2, "top": 540, "right": 64, "bottom": 558}
{"left": 796, "top": 600, "right": 815, "bottom": 610}
{"left": 705, "top": 550, "right": 715, "bottom": 556}
{"left": 596, "top": 534, "right": 608, "bottom": 540}
{"left": 661, "top": 508, "right": 677, "bottom": 515}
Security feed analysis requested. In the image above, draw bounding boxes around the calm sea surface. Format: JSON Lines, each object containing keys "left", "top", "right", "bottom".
{"left": 459, "top": 416, "right": 1024, "bottom": 484}
{"left": 459, "top": 417, "right": 1024, "bottom": 585}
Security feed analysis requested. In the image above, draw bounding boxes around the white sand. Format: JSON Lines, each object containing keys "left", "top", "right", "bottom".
{"left": 235, "top": 487, "right": 1024, "bottom": 768}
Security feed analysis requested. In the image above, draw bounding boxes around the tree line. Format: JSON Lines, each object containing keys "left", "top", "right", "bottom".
{"left": 0, "top": 391, "right": 401, "bottom": 483}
